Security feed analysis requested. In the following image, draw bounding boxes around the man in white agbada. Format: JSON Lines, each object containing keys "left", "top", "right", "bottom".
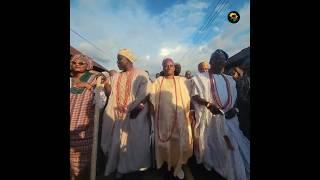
{"left": 149, "top": 58, "right": 193, "bottom": 179}
{"left": 101, "top": 49, "right": 151, "bottom": 178}
{"left": 191, "top": 49, "right": 250, "bottom": 180}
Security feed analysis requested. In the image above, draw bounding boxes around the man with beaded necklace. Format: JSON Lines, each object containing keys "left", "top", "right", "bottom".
{"left": 100, "top": 48, "right": 151, "bottom": 179}
{"left": 191, "top": 49, "right": 250, "bottom": 180}
{"left": 149, "top": 58, "right": 193, "bottom": 179}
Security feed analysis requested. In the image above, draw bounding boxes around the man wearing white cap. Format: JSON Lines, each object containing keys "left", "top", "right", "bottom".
{"left": 101, "top": 48, "right": 151, "bottom": 178}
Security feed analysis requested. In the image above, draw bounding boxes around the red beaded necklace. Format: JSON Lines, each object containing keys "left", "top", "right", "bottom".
{"left": 156, "top": 76, "right": 178, "bottom": 143}
{"left": 209, "top": 72, "right": 232, "bottom": 110}
{"left": 116, "top": 70, "right": 134, "bottom": 119}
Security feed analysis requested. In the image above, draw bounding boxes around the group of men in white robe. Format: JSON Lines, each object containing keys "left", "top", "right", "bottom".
{"left": 98, "top": 48, "right": 250, "bottom": 180}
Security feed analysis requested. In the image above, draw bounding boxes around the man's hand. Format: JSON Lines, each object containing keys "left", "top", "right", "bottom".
{"left": 104, "top": 82, "right": 111, "bottom": 96}
{"left": 129, "top": 103, "right": 144, "bottom": 119}
{"left": 225, "top": 108, "right": 238, "bottom": 119}
{"left": 207, "top": 103, "right": 223, "bottom": 115}
{"left": 192, "top": 95, "right": 223, "bottom": 115}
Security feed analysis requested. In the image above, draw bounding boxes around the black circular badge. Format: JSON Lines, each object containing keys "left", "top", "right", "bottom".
{"left": 228, "top": 11, "right": 240, "bottom": 24}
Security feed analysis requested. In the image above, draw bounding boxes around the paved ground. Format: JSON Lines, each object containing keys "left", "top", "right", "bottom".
{"left": 95, "top": 156, "right": 226, "bottom": 180}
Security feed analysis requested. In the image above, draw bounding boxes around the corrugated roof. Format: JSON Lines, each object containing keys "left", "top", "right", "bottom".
{"left": 227, "top": 47, "right": 250, "bottom": 66}
{"left": 225, "top": 47, "right": 250, "bottom": 72}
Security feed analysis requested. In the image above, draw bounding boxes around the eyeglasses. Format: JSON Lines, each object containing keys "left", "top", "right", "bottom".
{"left": 71, "top": 61, "right": 86, "bottom": 66}
{"left": 163, "top": 64, "right": 174, "bottom": 68}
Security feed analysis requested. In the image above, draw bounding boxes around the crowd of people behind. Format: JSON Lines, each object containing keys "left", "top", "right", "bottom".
{"left": 70, "top": 48, "right": 250, "bottom": 180}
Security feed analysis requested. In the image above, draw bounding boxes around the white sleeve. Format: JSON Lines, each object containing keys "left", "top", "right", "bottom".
{"left": 191, "top": 77, "right": 200, "bottom": 97}
{"left": 93, "top": 88, "right": 107, "bottom": 109}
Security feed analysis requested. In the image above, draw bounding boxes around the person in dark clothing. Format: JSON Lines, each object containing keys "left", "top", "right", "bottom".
{"left": 232, "top": 66, "right": 250, "bottom": 139}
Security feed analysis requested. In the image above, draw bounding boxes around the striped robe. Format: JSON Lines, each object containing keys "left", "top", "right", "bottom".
{"left": 101, "top": 68, "right": 151, "bottom": 175}
{"left": 70, "top": 74, "right": 96, "bottom": 177}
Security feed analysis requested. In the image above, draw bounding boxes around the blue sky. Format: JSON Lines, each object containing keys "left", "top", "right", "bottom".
{"left": 71, "top": 0, "right": 250, "bottom": 75}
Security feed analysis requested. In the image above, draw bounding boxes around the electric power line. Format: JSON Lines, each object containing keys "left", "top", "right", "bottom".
{"left": 70, "top": 28, "right": 113, "bottom": 61}
{"left": 178, "top": 0, "right": 229, "bottom": 62}
{"left": 187, "top": 2, "right": 230, "bottom": 63}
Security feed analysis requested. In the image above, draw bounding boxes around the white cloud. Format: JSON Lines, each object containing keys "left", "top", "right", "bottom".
{"left": 174, "top": 2, "right": 250, "bottom": 73}
{"left": 71, "top": 0, "right": 250, "bottom": 76}
{"left": 159, "top": 45, "right": 183, "bottom": 57}
{"left": 160, "top": 48, "right": 170, "bottom": 57}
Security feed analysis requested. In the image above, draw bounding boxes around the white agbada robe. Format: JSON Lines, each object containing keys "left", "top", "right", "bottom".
{"left": 100, "top": 68, "right": 151, "bottom": 175}
{"left": 192, "top": 72, "right": 250, "bottom": 180}
{"left": 149, "top": 76, "right": 193, "bottom": 177}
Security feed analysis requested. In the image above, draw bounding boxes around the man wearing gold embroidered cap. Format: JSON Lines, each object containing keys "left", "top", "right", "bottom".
{"left": 198, "top": 61, "right": 209, "bottom": 73}
{"left": 118, "top": 48, "right": 135, "bottom": 63}
{"left": 101, "top": 48, "right": 151, "bottom": 178}
{"left": 116, "top": 48, "right": 136, "bottom": 72}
